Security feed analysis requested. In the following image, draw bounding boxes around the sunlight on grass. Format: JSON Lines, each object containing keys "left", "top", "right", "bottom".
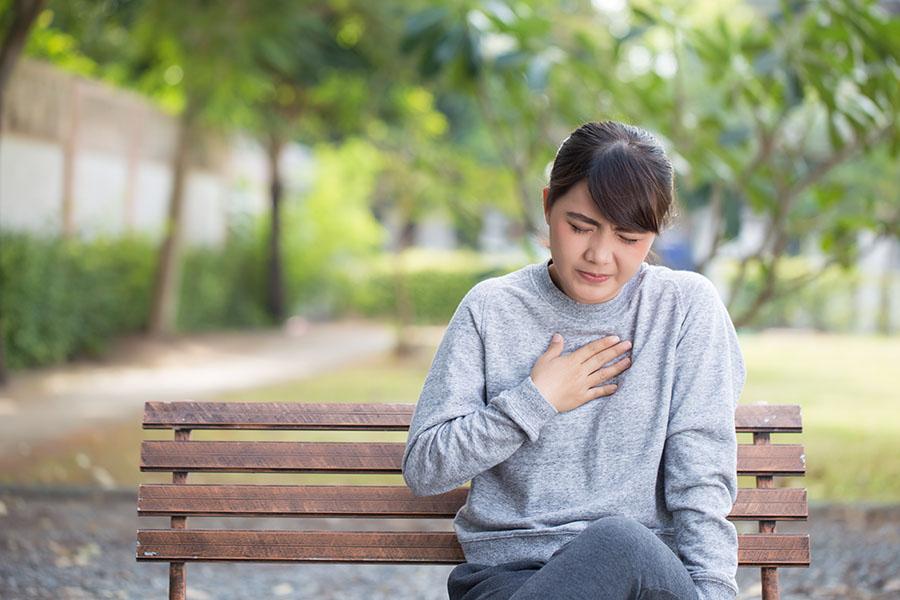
{"left": 218, "top": 349, "right": 434, "bottom": 404}
{"left": 738, "top": 331, "right": 900, "bottom": 501}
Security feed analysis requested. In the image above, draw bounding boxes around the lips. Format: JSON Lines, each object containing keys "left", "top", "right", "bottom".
{"left": 577, "top": 270, "right": 611, "bottom": 283}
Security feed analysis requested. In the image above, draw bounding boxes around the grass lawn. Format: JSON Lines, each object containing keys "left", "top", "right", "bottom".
{"left": 3, "top": 330, "right": 898, "bottom": 502}
{"left": 736, "top": 331, "right": 900, "bottom": 502}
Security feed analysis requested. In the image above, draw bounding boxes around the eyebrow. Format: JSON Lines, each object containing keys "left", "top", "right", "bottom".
{"left": 565, "top": 211, "right": 640, "bottom": 233}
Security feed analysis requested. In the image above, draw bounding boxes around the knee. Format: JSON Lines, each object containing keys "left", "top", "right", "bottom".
{"left": 579, "top": 516, "right": 693, "bottom": 595}
{"left": 576, "top": 516, "right": 670, "bottom": 571}
{"left": 585, "top": 515, "right": 655, "bottom": 547}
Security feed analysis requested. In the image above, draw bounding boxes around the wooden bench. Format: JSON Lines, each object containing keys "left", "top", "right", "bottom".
{"left": 136, "top": 402, "right": 810, "bottom": 600}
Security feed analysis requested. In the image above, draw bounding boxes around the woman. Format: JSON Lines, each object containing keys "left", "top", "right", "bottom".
{"left": 402, "top": 121, "right": 745, "bottom": 600}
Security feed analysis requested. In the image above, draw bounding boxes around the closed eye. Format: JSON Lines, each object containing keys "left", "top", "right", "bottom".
{"left": 569, "top": 223, "right": 591, "bottom": 234}
{"left": 619, "top": 236, "right": 639, "bottom": 244}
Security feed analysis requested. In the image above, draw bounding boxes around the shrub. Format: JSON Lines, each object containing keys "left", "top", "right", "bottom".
{"left": 333, "top": 249, "right": 527, "bottom": 324}
{"left": 0, "top": 229, "right": 272, "bottom": 370}
{"left": 0, "top": 233, "right": 154, "bottom": 368}
{"left": 177, "top": 234, "right": 270, "bottom": 331}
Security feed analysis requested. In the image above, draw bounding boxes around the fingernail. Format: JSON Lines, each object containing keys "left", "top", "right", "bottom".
{"left": 609, "top": 335, "right": 620, "bottom": 343}
{"left": 552, "top": 333, "right": 562, "bottom": 342}
{"left": 623, "top": 341, "right": 632, "bottom": 349}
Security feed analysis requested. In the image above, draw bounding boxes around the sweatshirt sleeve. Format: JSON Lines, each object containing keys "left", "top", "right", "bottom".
{"left": 664, "top": 275, "right": 746, "bottom": 600}
{"left": 402, "top": 282, "right": 559, "bottom": 497}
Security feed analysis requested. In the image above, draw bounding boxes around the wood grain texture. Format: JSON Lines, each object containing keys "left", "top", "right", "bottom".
{"left": 138, "top": 484, "right": 467, "bottom": 518}
{"left": 738, "top": 534, "right": 811, "bottom": 567}
{"left": 136, "top": 530, "right": 810, "bottom": 566}
{"left": 141, "top": 441, "right": 806, "bottom": 476}
{"left": 734, "top": 405, "right": 802, "bottom": 433}
{"left": 143, "top": 402, "right": 416, "bottom": 431}
{"left": 729, "top": 488, "right": 808, "bottom": 520}
{"left": 143, "top": 402, "right": 802, "bottom": 433}
{"left": 737, "top": 444, "right": 806, "bottom": 476}
{"left": 138, "top": 484, "right": 807, "bottom": 520}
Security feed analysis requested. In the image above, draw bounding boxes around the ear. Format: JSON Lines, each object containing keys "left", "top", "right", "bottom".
{"left": 542, "top": 187, "right": 551, "bottom": 224}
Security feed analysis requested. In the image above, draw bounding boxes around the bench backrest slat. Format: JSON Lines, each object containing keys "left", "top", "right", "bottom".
{"left": 137, "top": 484, "right": 808, "bottom": 520}
{"left": 140, "top": 440, "right": 806, "bottom": 476}
{"left": 143, "top": 402, "right": 802, "bottom": 433}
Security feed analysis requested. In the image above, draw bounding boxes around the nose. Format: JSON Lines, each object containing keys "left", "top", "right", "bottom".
{"left": 584, "top": 233, "right": 613, "bottom": 264}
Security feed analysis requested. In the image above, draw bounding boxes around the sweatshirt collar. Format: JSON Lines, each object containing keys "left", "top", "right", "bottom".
{"left": 531, "top": 258, "right": 646, "bottom": 320}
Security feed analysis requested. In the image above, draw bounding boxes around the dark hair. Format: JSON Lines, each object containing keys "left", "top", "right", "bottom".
{"left": 546, "top": 121, "right": 676, "bottom": 234}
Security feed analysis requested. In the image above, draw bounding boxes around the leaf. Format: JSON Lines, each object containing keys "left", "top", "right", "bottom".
{"left": 462, "top": 26, "right": 481, "bottom": 79}
{"left": 494, "top": 50, "right": 529, "bottom": 70}
{"left": 718, "top": 126, "right": 751, "bottom": 148}
{"left": 401, "top": 7, "right": 449, "bottom": 53}
{"left": 631, "top": 7, "right": 656, "bottom": 25}
{"left": 751, "top": 50, "right": 779, "bottom": 77}
{"left": 404, "top": 7, "right": 449, "bottom": 41}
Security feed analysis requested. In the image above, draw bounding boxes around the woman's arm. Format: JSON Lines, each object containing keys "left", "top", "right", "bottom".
{"left": 402, "top": 283, "right": 558, "bottom": 497}
{"left": 664, "top": 275, "right": 746, "bottom": 600}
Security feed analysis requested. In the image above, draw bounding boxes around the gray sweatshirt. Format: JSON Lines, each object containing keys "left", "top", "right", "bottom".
{"left": 402, "top": 258, "right": 746, "bottom": 600}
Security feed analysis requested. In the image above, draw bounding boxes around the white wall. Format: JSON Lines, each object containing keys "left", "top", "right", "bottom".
{"left": 0, "top": 59, "right": 290, "bottom": 247}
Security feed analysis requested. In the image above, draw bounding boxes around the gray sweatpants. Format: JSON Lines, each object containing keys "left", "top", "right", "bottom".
{"left": 447, "top": 516, "right": 700, "bottom": 600}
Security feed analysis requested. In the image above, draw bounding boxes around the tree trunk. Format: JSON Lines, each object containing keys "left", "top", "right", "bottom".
{"left": 876, "top": 241, "right": 895, "bottom": 335}
{"left": 148, "top": 102, "right": 198, "bottom": 336}
{"left": 266, "top": 136, "right": 286, "bottom": 324}
{"left": 392, "top": 212, "right": 416, "bottom": 357}
{"left": 0, "top": 0, "right": 45, "bottom": 126}
{"left": 0, "top": 312, "right": 8, "bottom": 386}
{"left": 0, "top": 0, "right": 47, "bottom": 384}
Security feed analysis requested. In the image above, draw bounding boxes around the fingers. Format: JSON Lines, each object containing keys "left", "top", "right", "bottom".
{"left": 572, "top": 335, "right": 622, "bottom": 362}
{"left": 590, "top": 383, "right": 618, "bottom": 399}
{"left": 542, "top": 333, "right": 565, "bottom": 357}
{"left": 585, "top": 339, "right": 632, "bottom": 371}
{"left": 588, "top": 355, "right": 631, "bottom": 386}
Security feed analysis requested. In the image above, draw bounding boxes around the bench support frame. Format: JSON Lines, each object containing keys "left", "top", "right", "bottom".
{"left": 755, "top": 431, "right": 780, "bottom": 600}
{"left": 169, "top": 428, "right": 190, "bottom": 600}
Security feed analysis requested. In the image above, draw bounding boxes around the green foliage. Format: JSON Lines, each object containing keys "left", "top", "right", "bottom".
{"left": 23, "top": 7, "right": 99, "bottom": 76}
{"left": 281, "top": 138, "right": 387, "bottom": 314}
{"left": 177, "top": 233, "right": 271, "bottom": 331}
{"left": 335, "top": 249, "right": 525, "bottom": 324}
{"left": 0, "top": 233, "right": 154, "bottom": 368}
{"left": 0, "top": 229, "right": 272, "bottom": 369}
{"left": 718, "top": 256, "right": 866, "bottom": 332}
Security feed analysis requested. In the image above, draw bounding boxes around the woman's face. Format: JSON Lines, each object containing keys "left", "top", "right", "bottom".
{"left": 543, "top": 179, "right": 656, "bottom": 304}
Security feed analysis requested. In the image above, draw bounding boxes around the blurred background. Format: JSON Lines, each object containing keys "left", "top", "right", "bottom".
{"left": 0, "top": 0, "right": 898, "bottom": 599}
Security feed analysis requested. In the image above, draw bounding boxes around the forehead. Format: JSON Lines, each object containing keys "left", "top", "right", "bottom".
{"left": 551, "top": 180, "right": 648, "bottom": 234}
{"left": 552, "top": 181, "right": 608, "bottom": 222}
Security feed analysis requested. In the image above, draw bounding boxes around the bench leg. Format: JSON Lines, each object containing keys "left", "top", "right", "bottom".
{"left": 169, "top": 433, "right": 191, "bottom": 600}
{"left": 761, "top": 567, "right": 779, "bottom": 600}
{"left": 169, "top": 562, "right": 186, "bottom": 600}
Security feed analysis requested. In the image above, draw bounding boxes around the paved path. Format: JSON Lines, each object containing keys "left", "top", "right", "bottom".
{"left": 0, "top": 320, "right": 395, "bottom": 457}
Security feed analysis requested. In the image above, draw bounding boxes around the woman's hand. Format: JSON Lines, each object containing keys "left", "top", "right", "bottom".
{"left": 530, "top": 333, "right": 632, "bottom": 413}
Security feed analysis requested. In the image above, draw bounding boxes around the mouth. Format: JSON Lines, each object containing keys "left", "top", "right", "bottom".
{"left": 577, "top": 270, "right": 611, "bottom": 283}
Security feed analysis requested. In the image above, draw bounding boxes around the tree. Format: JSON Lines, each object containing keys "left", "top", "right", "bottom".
{"left": 0, "top": 0, "right": 46, "bottom": 384}
{"left": 0, "top": 0, "right": 45, "bottom": 120}
{"left": 28, "top": 0, "right": 280, "bottom": 334}
{"left": 401, "top": 3, "right": 595, "bottom": 257}
{"left": 245, "top": 5, "right": 372, "bottom": 323}
{"left": 407, "top": 0, "right": 898, "bottom": 327}
{"left": 593, "top": 0, "right": 898, "bottom": 326}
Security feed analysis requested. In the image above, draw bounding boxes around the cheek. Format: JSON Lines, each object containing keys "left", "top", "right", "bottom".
{"left": 550, "top": 222, "right": 570, "bottom": 247}
{"left": 626, "top": 240, "right": 654, "bottom": 263}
